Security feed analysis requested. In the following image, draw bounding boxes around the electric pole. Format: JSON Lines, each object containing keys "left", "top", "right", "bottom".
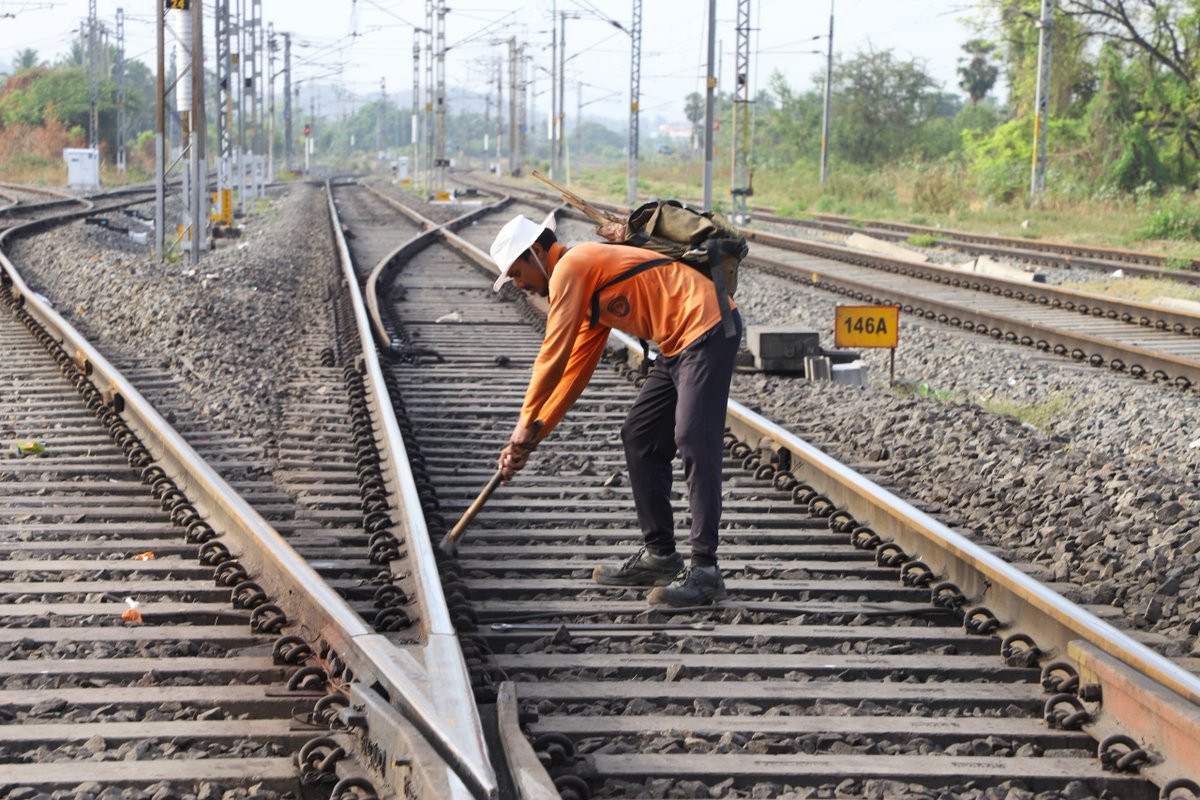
{"left": 424, "top": 0, "right": 434, "bottom": 191}
{"left": 155, "top": 2, "right": 165, "bottom": 261}
{"left": 820, "top": 0, "right": 833, "bottom": 184}
{"left": 87, "top": 0, "right": 99, "bottom": 151}
{"left": 703, "top": 0, "right": 716, "bottom": 211}
{"left": 508, "top": 37, "right": 518, "bottom": 175}
{"left": 267, "top": 23, "right": 275, "bottom": 178}
{"left": 434, "top": 0, "right": 447, "bottom": 192}
{"left": 189, "top": 0, "right": 205, "bottom": 264}
{"left": 216, "top": 0, "right": 233, "bottom": 224}
{"left": 627, "top": 0, "right": 642, "bottom": 208}
{"left": 1031, "top": 0, "right": 1054, "bottom": 201}
{"left": 557, "top": 11, "right": 566, "bottom": 182}
{"left": 116, "top": 7, "right": 126, "bottom": 173}
{"left": 550, "top": 1, "right": 558, "bottom": 179}
{"left": 412, "top": 27, "right": 421, "bottom": 187}
{"left": 379, "top": 77, "right": 386, "bottom": 154}
{"left": 283, "top": 32, "right": 292, "bottom": 173}
{"left": 730, "top": 0, "right": 751, "bottom": 225}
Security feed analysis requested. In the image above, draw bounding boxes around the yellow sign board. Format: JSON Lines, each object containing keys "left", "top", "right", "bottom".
{"left": 210, "top": 188, "right": 233, "bottom": 225}
{"left": 835, "top": 304, "right": 899, "bottom": 349}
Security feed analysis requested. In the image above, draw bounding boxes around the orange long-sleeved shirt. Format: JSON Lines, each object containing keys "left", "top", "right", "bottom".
{"left": 518, "top": 240, "right": 732, "bottom": 438}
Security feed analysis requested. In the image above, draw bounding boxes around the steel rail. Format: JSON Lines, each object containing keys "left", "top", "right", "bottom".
{"left": 750, "top": 250, "right": 1200, "bottom": 390}
{"left": 324, "top": 183, "right": 499, "bottom": 800}
{"left": 463, "top": 173, "right": 1200, "bottom": 335}
{"left": 716, "top": 397, "right": 1200, "bottom": 788}
{"left": 431, "top": 197, "right": 1200, "bottom": 789}
{"left": 804, "top": 211, "right": 1200, "bottom": 271}
{"left": 743, "top": 227, "right": 1200, "bottom": 337}
{"left": 461, "top": 177, "right": 1200, "bottom": 390}
{"left": 0, "top": 195, "right": 496, "bottom": 799}
{"left": 361, "top": 183, "right": 512, "bottom": 350}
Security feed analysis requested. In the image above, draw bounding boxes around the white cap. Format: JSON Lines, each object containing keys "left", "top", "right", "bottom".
{"left": 490, "top": 211, "right": 557, "bottom": 292}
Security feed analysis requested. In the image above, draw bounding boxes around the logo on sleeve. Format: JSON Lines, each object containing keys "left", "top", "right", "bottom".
{"left": 606, "top": 295, "right": 631, "bottom": 318}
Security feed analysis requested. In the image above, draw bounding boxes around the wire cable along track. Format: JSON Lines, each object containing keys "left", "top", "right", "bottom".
{"left": 339, "top": 180, "right": 1199, "bottom": 799}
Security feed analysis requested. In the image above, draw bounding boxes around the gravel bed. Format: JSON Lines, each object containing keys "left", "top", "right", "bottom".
{"left": 7, "top": 183, "right": 336, "bottom": 449}
{"left": 731, "top": 265, "right": 1200, "bottom": 656}
{"left": 498, "top": 213, "right": 1200, "bottom": 656}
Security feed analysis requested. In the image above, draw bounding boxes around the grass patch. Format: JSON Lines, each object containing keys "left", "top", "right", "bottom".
{"left": 1056, "top": 276, "right": 1200, "bottom": 304}
{"left": 893, "top": 381, "right": 961, "bottom": 403}
{"left": 559, "top": 157, "right": 1200, "bottom": 261}
{"left": 980, "top": 392, "right": 1074, "bottom": 430}
{"left": 905, "top": 234, "right": 936, "bottom": 248}
{"left": 1135, "top": 203, "right": 1200, "bottom": 241}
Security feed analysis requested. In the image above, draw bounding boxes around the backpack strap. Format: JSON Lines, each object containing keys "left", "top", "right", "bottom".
{"left": 588, "top": 257, "right": 676, "bottom": 329}
{"left": 705, "top": 238, "right": 740, "bottom": 338}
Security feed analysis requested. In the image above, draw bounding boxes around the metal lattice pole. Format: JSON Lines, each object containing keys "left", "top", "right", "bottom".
{"left": 216, "top": 0, "right": 233, "bottom": 222}
{"left": 116, "top": 8, "right": 126, "bottom": 174}
{"left": 252, "top": 0, "right": 262, "bottom": 155}
{"left": 412, "top": 27, "right": 421, "bottom": 188}
{"left": 702, "top": 0, "right": 716, "bottom": 211}
{"left": 434, "top": 0, "right": 447, "bottom": 192}
{"left": 819, "top": 0, "right": 833, "bottom": 184}
{"left": 626, "top": 0, "right": 641, "bottom": 207}
{"left": 87, "top": 0, "right": 99, "bottom": 151}
{"left": 518, "top": 48, "right": 528, "bottom": 175}
{"left": 508, "top": 37, "right": 518, "bottom": 176}
{"left": 155, "top": 2, "right": 165, "bottom": 261}
{"left": 557, "top": 11, "right": 566, "bottom": 182}
{"left": 189, "top": 0, "right": 206, "bottom": 263}
{"left": 424, "top": 0, "right": 434, "bottom": 191}
{"left": 267, "top": 23, "right": 275, "bottom": 179}
{"left": 550, "top": 2, "right": 557, "bottom": 179}
{"left": 379, "top": 78, "right": 386, "bottom": 154}
{"left": 283, "top": 33, "right": 292, "bottom": 173}
{"left": 1030, "top": 0, "right": 1054, "bottom": 201}
{"left": 730, "top": 0, "right": 751, "bottom": 224}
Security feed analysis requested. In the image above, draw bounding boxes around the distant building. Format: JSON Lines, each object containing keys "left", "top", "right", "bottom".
{"left": 656, "top": 124, "right": 692, "bottom": 142}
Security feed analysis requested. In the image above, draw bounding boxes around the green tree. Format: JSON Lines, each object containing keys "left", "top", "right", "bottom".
{"left": 990, "top": 0, "right": 1095, "bottom": 117}
{"left": 1059, "top": 0, "right": 1200, "bottom": 168}
{"left": 755, "top": 70, "right": 822, "bottom": 168}
{"left": 829, "top": 49, "right": 941, "bottom": 164}
{"left": 13, "top": 49, "right": 40, "bottom": 72}
{"left": 958, "top": 39, "right": 999, "bottom": 103}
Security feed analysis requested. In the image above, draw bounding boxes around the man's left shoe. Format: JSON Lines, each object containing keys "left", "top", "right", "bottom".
{"left": 646, "top": 565, "right": 727, "bottom": 607}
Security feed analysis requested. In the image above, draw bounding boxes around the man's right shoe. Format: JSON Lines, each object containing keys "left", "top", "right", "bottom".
{"left": 593, "top": 547, "right": 684, "bottom": 587}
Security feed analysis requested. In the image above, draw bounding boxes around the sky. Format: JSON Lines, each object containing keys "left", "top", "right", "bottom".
{"left": 0, "top": 0, "right": 988, "bottom": 126}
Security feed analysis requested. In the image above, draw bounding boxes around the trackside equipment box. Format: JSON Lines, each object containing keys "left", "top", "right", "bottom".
{"left": 746, "top": 326, "right": 821, "bottom": 374}
{"left": 63, "top": 148, "right": 100, "bottom": 189}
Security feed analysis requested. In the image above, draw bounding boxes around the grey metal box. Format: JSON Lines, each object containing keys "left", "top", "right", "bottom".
{"left": 746, "top": 326, "right": 821, "bottom": 373}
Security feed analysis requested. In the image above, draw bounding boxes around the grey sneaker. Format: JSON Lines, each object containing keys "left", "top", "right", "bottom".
{"left": 646, "top": 565, "right": 727, "bottom": 607}
{"left": 593, "top": 547, "right": 684, "bottom": 587}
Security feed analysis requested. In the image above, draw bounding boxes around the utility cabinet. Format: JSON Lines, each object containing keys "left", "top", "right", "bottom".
{"left": 63, "top": 148, "right": 101, "bottom": 189}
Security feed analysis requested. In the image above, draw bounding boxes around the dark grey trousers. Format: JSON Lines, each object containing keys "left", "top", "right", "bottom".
{"left": 620, "top": 311, "right": 742, "bottom": 565}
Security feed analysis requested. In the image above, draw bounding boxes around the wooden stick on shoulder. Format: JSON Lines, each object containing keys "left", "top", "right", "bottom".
{"left": 530, "top": 169, "right": 621, "bottom": 226}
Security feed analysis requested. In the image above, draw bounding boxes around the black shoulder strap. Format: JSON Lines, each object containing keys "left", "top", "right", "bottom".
{"left": 588, "top": 257, "right": 676, "bottom": 329}
{"left": 703, "top": 238, "right": 741, "bottom": 338}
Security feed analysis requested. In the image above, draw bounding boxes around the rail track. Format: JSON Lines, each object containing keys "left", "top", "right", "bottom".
{"left": 5, "top": 178, "right": 1199, "bottom": 799}
{"left": 339, "top": 180, "right": 1200, "bottom": 799}
{"left": 0, "top": 186, "right": 496, "bottom": 799}
{"left": 458, "top": 174, "right": 1200, "bottom": 392}
{"left": 793, "top": 211, "right": 1200, "bottom": 281}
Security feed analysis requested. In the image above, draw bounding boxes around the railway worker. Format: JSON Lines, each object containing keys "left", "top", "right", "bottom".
{"left": 490, "top": 211, "right": 741, "bottom": 607}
